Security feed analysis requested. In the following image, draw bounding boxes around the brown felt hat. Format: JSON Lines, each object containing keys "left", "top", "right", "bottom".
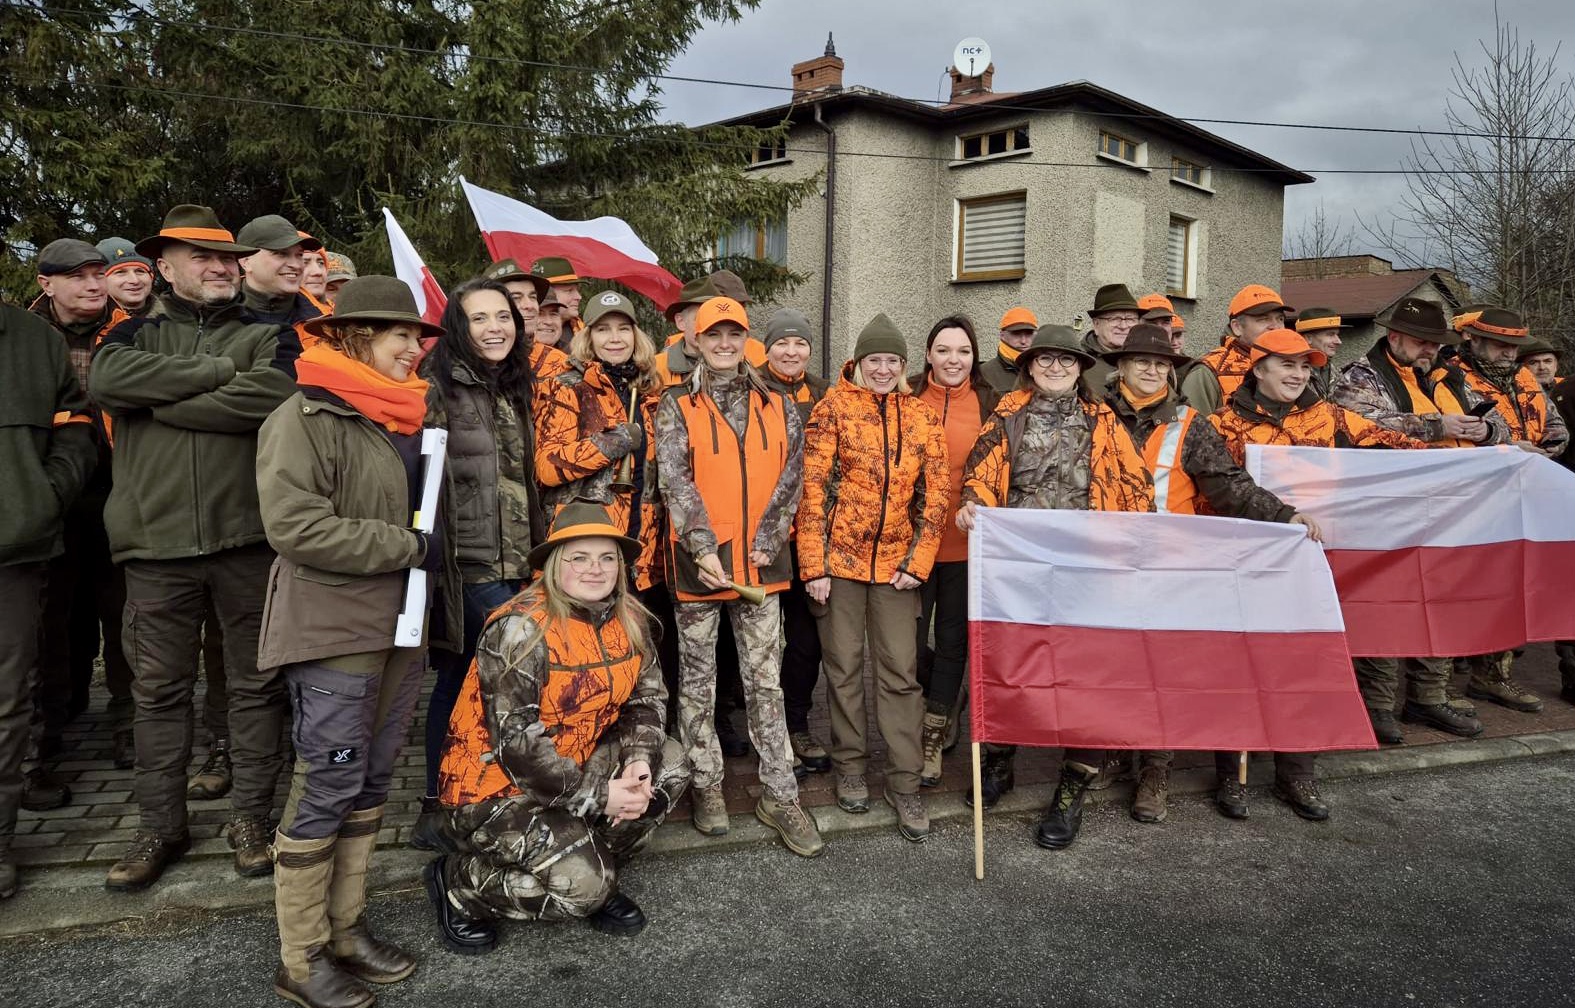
{"left": 1455, "top": 306, "right": 1532, "bottom": 346}
{"left": 1102, "top": 323, "right": 1192, "bottom": 365}
{"left": 1383, "top": 297, "right": 1459, "bottom": 346}
{"left": 300, "top": 275, "right": 444, "bottom": 341}
{"left": 527, "top": 502, "right": 639, "bottom": 572}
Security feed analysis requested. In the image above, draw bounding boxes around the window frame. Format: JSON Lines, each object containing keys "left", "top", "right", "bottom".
{"left": 954, "top": 190, "right": 1028, "bottom": 283}
{"left": 1166, "top": 215, "right": 1198, "bottom": 299}
{"left": 744, "top": 137, "right": 791, "bottom": 170}
{"left": 714, "top": 215, "right": 787, "bottom": 266}
{"left": 1096, "top": 130, "right": 1149, "bottom": 171}
{"left": 1170, "top": 157, "right": 1214, "bottom": 193}
{"left": 954, "top": 123, "right": 1033, "bottom": 165}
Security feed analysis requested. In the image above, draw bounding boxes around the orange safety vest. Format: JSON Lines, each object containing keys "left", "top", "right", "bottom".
{"left": 664, "top": 385, "right": 793, "bottom": 602}
{"left": 437, "top": 595, "right": 643, "bottom": 807}
{"left": 1396, "top": 358, "right": 1471, "bottom": 448}
{"left": 1140, "top": 405, "right": 1201, "bottom": 515}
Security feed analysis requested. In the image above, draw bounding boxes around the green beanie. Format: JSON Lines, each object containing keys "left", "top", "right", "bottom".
{"left": 853, "top": 312, "right": 906, "bottom": 361}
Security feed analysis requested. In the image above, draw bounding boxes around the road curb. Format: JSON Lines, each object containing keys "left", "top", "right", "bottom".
{"left": 6, "top": 728, "right": 1574, "bottom": 939}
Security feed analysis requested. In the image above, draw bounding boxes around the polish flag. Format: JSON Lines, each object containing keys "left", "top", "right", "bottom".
{"left": 968, "top": 509, "right": 1374, "bottom": 752}
{"left": 460, "top": 178, "right": 683, "bottom": 309}
{"left": 1246, "top": 445, "right": 1575, "bottom": 658}
{"left": 382, "top": 207, "right": 447, "bottom": 347}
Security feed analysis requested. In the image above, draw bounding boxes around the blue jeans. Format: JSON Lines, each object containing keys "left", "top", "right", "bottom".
{"left": 423, "top": 579, "right": 521, "bottom": 796}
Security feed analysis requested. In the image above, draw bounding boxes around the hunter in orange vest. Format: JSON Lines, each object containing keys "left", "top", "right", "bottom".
{"left": 428, "top": 503, "right": 688, "bottom": 948}
{"left": 1450, "top": 307, "right": 1568, "bottom": 455}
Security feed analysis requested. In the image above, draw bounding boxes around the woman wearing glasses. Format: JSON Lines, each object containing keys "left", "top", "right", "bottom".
{"left": 955, "top": 324, "right": 1154, "bottom": 851}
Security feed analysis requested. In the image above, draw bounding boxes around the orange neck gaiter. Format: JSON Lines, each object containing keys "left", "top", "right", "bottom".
{"left": 997, "top": 341, "right": 1023, "bottom": 366}
{"left": 294, "top": 342, "right": 429, "bottom": 434}
{"left": 1119, "top": 381, "right": 1168, "bottom": 410}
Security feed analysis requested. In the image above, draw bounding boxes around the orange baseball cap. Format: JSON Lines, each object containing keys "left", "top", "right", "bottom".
{"left": 1249, "top": 328, "right": 1327, "bottom": 367}
{"left": 695, "top": 296, "right": 750, "bottom": 334}
{"left": 1229, "top": 284, "right": 1292, "bottom": 318}
{"left": 1172, "top": 314, "right": 1186, "bottom": 331}
{"left": 999, "top": 306, "right": 1038, "bottom": 331}
{"left": 1137, "top": 293, "right": 1175, "bottom": 314}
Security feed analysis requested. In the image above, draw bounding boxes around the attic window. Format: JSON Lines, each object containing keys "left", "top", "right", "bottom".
{"left": 958, "top": 125, "right": 1031, "bottom": 162}
{"left": 1171, "top": 157, "right": 1213, "bottom": 191}
{"left": 746, "top": 138, "right": 789, "bottom": 167}
{"left": 1097, "top": 130, "right": 1145, "bottom": 168}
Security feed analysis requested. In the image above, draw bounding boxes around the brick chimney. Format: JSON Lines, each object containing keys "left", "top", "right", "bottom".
{"left": 949, "top": 62, "right": 995, "bottom": 102}
{"left": 791, "top": 33, "right": 844, "bottom": 101}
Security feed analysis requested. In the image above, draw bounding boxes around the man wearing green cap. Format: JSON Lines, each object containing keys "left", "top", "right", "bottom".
{"left": 1080, "top": 284, "right": 1143, "bottom": 394}
{"left": 91, "top": 204, "right": 301, "bottom": 892}
{"left": 236, "top": 214, "right": 326, "bottom": 344}
{"left": 531, "top": 257, "right": 584, "bottom": 346}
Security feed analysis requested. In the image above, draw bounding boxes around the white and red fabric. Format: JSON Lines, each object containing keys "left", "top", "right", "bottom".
{"left": 382, "top": 207, "right": 447, "bottom": 352}
{"left": 459, "top": 178, "right": 683, "bottom": 309}
{"left": 968, "top": 508, "right": 1374, "bottom": 752}
{"left": 1247, "top": 444, "right": 1575, "bottom": 659}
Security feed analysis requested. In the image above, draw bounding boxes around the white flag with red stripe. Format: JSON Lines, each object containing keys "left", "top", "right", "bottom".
{"left": 1246, "top": 445, "right": 1575, "bottom": 657}
{"left": 382, "top": 207, "right": 447, "bottom": 340}
{"left": 459, "top": 177, "right": 683, "bottom": 308}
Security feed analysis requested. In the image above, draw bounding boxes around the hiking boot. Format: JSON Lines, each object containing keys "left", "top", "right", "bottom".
{"left": 714, "top": 713, "right": 750, "bottom": 758}
{"left": 919, "top": 711, "right": 948, "bottom": 788}
{"left": 1273, "top": 778, "right": 1330, "bottom": 822}
{"left": 1443, "top": 682, "right": 1478, "bottom": 718}
{"left": 1086, "top": 753, "right": 1127, "bottom": 791}
{"left": 187, "top": 739, "right": 232, "bottom": 800}
{"left": 884, "top": 787, "right": 931, "bottom": 842}
{"left": 1402, "top": 700, "right": 1484, "bottom": 738}
{"left": 835, "top": 773, "right": 869, "bottom": 813}
{"left": 689, "top": 784, "right": 729, "bottom": 836}
{"left": 1034, "top": 764, "right": 1095, "bottom": 849}
{"left": 1130, "top": 765, "right": 1169, "bottom": 824}
{"left": 789, "top": 731, "right": 831, "bottom": 773}
{"left": 588, "top": 891, "right": 646, "bottom": 937}
{"left": 20, "top": 768, "right": 71, "bottom": 811}
{"left": 1214, "top": 778, "right": 1249, "bottom": 820}
{"left": 1369, "top": 708, "right": 1403, "bottom": 745}
{"left": 964, "top": 750, "right": 1015, "bottom": 810}
{"left": 755, "top": 795, "right": 825, "bottom": 858}
{"left": 272, "top": 946, "right": 374, "bottom": 1008}
{"left": 105, "top": 831, "right": 191, "bottom": 892}
{"left": 112, "top": 727, "right": 136, "bottom": 770}
{"left": 1466, "top": 675, "right": 1544, "bottom": 714}
{"left": 227, "top": 816, "right": 275, "bottom": 877}
{"left": 408, "top": 796, "right": 451, "bottom": 852}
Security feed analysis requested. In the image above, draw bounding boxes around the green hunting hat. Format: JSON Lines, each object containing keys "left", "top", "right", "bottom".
{"left": 485, "top": 258, "right": 550, "bottom": 300}
{"left": 852, "top": 313, "right": 906, "bottom": 361}
{"left": 1294, "top": 306, "right": 1354, "bottom": 333}
{"left": 136, "top": 204, "right": 256, "bottom": 259}
{"left": 1518, "top": 337, "right": 1558, "bottom": 359}
{"left": 1383, "top": 297, "right": 1459, "bottom": 346}
{"left": 236, "top": 214, "right": 322, "bottom": 254}
{"left": 95, "top": 237, "right": 152, "bottom": 273}
{"left": 531, "top": 256, "right": 583, "bottom": 285}
{"left": 1019, "top": 324, "right": 1097, "bottom": 370}
{"left": 1088, "top": 284, "right": 1141, "bottom": 317}
{"left": 299, "top": 275, "right": 444, "bottom": 341}
{"left": 665, "top": 275, "right": 719, "bottom": 322}
{"left": 37, "top": 238, "right": 107, "bottom": 276}
{"left": 764, "top": 308, "right": 814, "bottom": 349}
{"left": 582, "top": 289, "right": 638, "bottom": 328}
{"left": 1456, "top": 305, "right": 1532, "bottom": 346}
{"left": 527, "top": 501, "right": 639, "bottom": 572}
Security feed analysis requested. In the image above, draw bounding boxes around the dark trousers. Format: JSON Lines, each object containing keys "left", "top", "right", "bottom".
{"left": 779, "top": 576, "right": 822, "bottom": 734}
{"left": 200, "top": 608, "right": 228, "bottom": 740}
{"left": 40, "top": 498, "right": 131, "bottom": 736}
{"left": 0, "top": 563, "right": 47, "bottom": 844}
{"left": 639, "top": 584, "right": 682, "bottom": 731}
{"left": 279, "top": 650, "right": 427, "bottom": 840}
{"left": 916, "top": 560, "right": 969, "bottom": 710}
{"left": 1213, "top": 750, "right": 1315, "bottom": 783}
{"left": 426, "top": 580, "right": 520, "bottom": 797}
{"left": 122, "top": 543, "right": 284, "bottom": 837}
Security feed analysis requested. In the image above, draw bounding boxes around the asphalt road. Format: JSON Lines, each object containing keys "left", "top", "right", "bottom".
{"left": 4, "top": 754, "right": 1574, "bottom": 1008}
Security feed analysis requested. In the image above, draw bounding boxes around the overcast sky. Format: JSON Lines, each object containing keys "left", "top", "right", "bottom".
{"left": 659, "top": 0, "right": 1575, "bottom": 265}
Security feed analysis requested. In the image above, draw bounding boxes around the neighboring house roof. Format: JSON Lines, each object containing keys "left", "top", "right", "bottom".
{"left": 1281, "top": 270, "right": 1462, "bottom": 320}
{"left": 712, "top": 80, "right": 1314, "bottom": 186}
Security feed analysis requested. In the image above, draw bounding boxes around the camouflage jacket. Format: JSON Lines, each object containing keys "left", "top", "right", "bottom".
{"left": 1006, "top": 391, "right": 1094, "bottom": 511}
{"left": 1331, "top": 343, "right": 1508, "bottom": 445}
{"left": 655, "top": 365, "right": 804, "bottom": 563}
{"left": 1454, "top": 351, "right": 1568, "bottom": 453}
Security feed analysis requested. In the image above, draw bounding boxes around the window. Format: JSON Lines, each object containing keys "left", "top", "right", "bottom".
{"left": 745, "top": 138, "right": 788, "bottom": 167}
{"left": 955, "top": 192, "right": 1027, "bottom": 282}
{"left": 1098, "top": 131, "right": 1142, "bottom": 165}
{"left": 1171, "top": 157, "right": 1212, "bottom": 190}
{"left": 958, "top": 125, "right": 1031, "bottom": 162}
{"left": 715, "top": 215, "right": 787, "bottom": 265}
{"left": 1167, "top": 216, "right": 1196, "bottom": 297}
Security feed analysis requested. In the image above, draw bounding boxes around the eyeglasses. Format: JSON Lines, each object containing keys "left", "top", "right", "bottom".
{"left": 562, "top": 553, "right": 621, "bottom": 572}
{"left": 1127, "top": 359, "right": 1171, "bottom": 372}
{"left": 1099, "top": 313, "right": 1141, "bottom": 325}
{"left": 1032, "top": 354, "right": 1081, "bottom": 371}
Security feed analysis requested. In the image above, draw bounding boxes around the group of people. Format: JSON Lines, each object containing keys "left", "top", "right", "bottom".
{"left": 5, "top": 199, "right": 1572, "bottom": 1008}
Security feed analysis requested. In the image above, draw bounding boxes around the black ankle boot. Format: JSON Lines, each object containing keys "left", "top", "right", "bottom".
{"left": 964, "top": 750, "right": 1015, "bottom": 810}
{"left": 1034, "top": 764, "right": 1095, "bottom": 849}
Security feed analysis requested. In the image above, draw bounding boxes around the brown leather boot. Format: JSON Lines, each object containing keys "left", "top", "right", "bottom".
{"left": 229, "top": 815, "right": 275, "bottom": 877}
{"left": 273, "top": 831, "right": 372, "bottom": 1008}
{"left": 328, "top": 806, "right": 416, "bottom": 985}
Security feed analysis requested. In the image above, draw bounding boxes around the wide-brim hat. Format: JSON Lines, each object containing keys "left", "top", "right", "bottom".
{"left": 1294, "top": 307, "right": 1354, "bottom": 333}
{"left": 1517, "top": 337, "right": 1559, "bottom": 360}
{"left": 136, "top": 204, "right": 256, "bottom": 258}
{"left": 708, "top": 269, "right": 752, "bottom": 305}
{"left": 1088, "top": 283, "right": 1140, "bottom": 317}
{"left": 1019, "top": 324, "right": 1097, "bottom": 370}
{"left": 664, "top": 275, "right": 719, "bottom": 322}
{"left": 1383, "top": 297, "right": 1459, "bottom": 345}
{"left": 299, "top": 275, "right": 444, "bottom": 341}
{"left": 527, "top": 502, "right": 640, "bottom": 572}
{"left": 1102, "top": 323, "right": 1191, "bottom": 365}
{"left": 485, "top": 258, "right": 550, "bottom": 300}
{"left": 1456, "top": 306, "right": 1532, "bottom": 346}
{"left": 531, "top": 256, "right": 584, "bottom": 286}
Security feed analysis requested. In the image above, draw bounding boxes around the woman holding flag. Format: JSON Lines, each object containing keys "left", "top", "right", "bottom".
{"left": 254, "top": 276, "right": 446, "bottom": 1008}
{"left": 956, "top": 324, "right": 1154, "bottom": 850}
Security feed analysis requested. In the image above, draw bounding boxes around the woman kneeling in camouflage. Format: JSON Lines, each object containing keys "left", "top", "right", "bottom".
{"left": 424, "top": 503, "right": 690, "bottom": 953}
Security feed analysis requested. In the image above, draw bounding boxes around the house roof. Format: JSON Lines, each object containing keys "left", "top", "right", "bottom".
{"left": 1281, "top": 271, "right": 1454, "bottom": 319}
{"left": 711, "top": 80, "right": 1314, "bottom": 186}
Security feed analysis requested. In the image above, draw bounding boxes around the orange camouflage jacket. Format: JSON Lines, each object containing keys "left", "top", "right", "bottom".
{"left": 1211, "top": 383, "right": 1430, "bottom": 465}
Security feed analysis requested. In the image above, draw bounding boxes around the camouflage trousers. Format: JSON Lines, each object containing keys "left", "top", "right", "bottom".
{"left": 442, "top": 735, "right": 689, "bottom": 922}
{"left": 1459, "top": 651, "right": 1515, "bottom": 685}
{"left": 674, "top": 595, "right": 798, "bottom": 802}
{"left": 1353, "top": 656, "right": 1450, "bottom": 708}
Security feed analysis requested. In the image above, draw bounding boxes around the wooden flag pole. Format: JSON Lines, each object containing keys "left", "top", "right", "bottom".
{"left": 972, "top": 741, "right": 985, "bottom": 880}
{"left": 1238, "top": 750, "right": 1249, "bottom": 786}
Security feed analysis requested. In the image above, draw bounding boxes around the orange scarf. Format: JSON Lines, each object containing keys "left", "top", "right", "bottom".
{"left": 1119, "top": 381, "right": 1168, "bottom": 410}
{"left": 996, "top": 341, "right": 1023, "bottom": 365}
{"left": 295, "top": 342, "right": 429, "bottom": 434}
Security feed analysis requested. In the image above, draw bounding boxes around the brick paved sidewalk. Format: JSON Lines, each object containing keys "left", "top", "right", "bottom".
{"left": 15, "top": 643, "right": 1574, "bottom": 869}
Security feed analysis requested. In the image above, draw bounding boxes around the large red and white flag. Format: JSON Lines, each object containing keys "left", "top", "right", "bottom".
{"left": 968, "top": 508, "right": 1374, "bottom": 752}
{"left": 459, "top": 178, "right": 683, "bottom": 309}
{"left": 382, "top": 207, "right": 447, "bottom": 337}
{"left": 1247, "top": 445, "right": 1575, "bottom": 658}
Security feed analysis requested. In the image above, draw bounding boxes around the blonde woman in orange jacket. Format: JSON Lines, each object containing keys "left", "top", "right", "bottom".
{"left": 800, "top": 313, "right": 949, "bottom": 843}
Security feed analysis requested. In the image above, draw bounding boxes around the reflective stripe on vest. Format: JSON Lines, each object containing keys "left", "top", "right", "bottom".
{"left": 1142, "top": 406, "right": 1198, "bottom": 515}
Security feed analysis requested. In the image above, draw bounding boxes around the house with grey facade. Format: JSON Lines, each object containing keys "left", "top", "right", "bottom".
{"left": 712, "top": 37, "right": 1313, "bottom": 372}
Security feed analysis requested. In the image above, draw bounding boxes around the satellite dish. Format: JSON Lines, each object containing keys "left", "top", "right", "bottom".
{"left": 953, "top": 37, "right": 992, "bottom": 78}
